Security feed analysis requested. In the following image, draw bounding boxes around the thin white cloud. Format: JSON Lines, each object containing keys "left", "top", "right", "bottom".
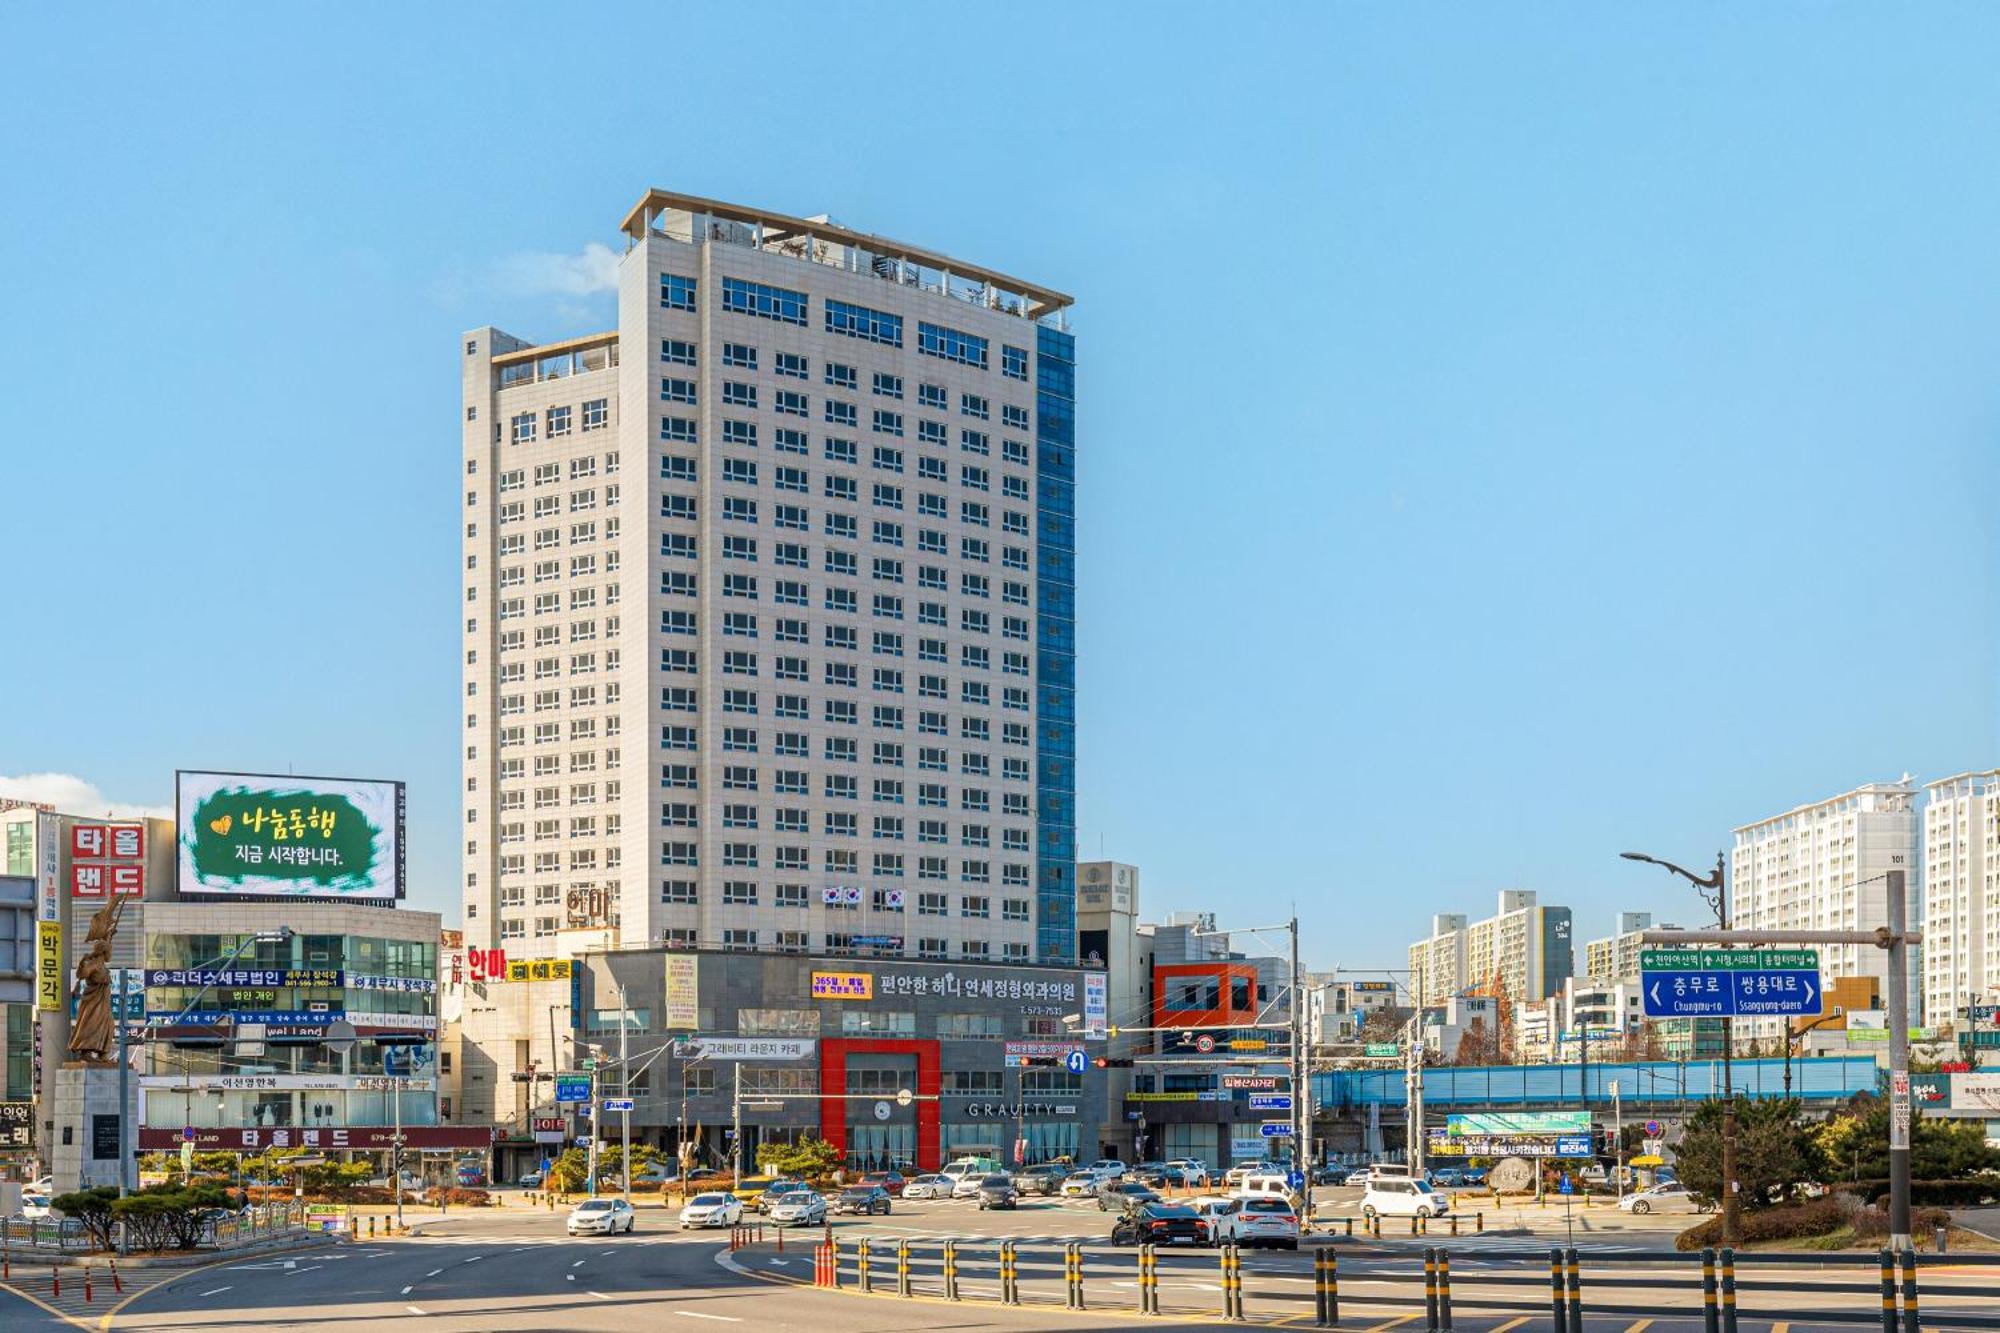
{"left": 496, "top": 242, "right": 621, "bottom": 300}
{"left": 0, "top": 773, "right": 171, "bottom": 820}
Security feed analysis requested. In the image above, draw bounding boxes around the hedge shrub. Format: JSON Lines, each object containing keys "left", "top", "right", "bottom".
{"left": 1675, "top": 1198, "right": 1845, "bottom": 1251}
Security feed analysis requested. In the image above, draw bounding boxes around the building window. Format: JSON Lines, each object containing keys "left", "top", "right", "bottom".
{"left": 721, "top": 276, "right": 807, "bottom": 326}
{"left": 825, "top": 299, "right": 904, "bottom": 347}
{"left": 660, "top": 273, "right": 697, "bottom": 311}
{"left": 918, "top": 321, "right": 988, "bottom": 368}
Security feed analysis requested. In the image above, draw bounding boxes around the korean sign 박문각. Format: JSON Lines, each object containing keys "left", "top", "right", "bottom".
{"left": 176, "top": 770, "right": 405, "bottom": 901}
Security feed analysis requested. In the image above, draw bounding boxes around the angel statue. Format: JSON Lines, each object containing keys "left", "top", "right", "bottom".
{"left": 68, "top": 894, "right": 130, "bottom": 1064}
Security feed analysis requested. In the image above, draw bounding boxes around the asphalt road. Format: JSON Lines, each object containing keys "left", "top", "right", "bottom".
{"left": 0, "top": 1198, "right": 1989, "bottom": 1332}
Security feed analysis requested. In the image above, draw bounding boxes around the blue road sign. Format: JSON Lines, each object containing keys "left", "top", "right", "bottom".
{"left": 1064, "top": 1049, "right": 1087, "bottom": 1075}
{"left": 555, "top": 1075, "right": 591, "bottom": 1104}
{"left": 1287, "top": 1170, "right": 1306, "bottom": 1191}
{"left": 1558, "top": 1174, "right": 1574, "bottom": 1196}
{"left": 1641, "top": 968, "right": 1821, "bottom": 1019}
{"left": 1259, "top": 1122, "right": 1294, "bottom": 1138}
{"left": 603, "top": 1097, "right": 635, "bottom": 1112}
{"left": 1249, "top": 1094, "right": 1293, "bottom": 1112}
{"left": 1553, "top": 1134, "right": 1593, "bottom": 1156}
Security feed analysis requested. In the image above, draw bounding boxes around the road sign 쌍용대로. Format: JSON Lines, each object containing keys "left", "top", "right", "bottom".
{"left": 1640, "top": 947, "right": 1822, "bottom": 1020}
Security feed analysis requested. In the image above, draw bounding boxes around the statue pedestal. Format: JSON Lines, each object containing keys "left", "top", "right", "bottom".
{"left": 50, "top": 1063, "right": 136, "bottom": 1194}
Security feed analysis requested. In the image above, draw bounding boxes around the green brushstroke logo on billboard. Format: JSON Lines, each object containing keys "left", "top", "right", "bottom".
{"left": 184, "top": 786, "right": 378, "bottom": 891}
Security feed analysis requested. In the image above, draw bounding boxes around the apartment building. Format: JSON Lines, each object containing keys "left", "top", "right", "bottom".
{"left": 461, "top": 190, "right": 1077, "bottom": 964}
{"left": 1730, "top": 779, "right": 1918, "bottom": 1043}
{"left": 1409, "top": 892, "right": 1572, "bottom": 1007}
{"left": 1582, "top": 911, "right": 1654, "bottom": 982}
{"left": 1922, "top": 771, "right": 1999, "bottom": 1029}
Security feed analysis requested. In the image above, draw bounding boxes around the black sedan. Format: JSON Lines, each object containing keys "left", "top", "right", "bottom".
{"left": 976, "top": 1176, "right": 1019, "bottom": 1210}
{"left": 1096, "top": 1180, "right": 1161, "bottom": 1212}
{"left": 832, "top": 1185, "right": 893, "bottom": 1216}
{"left": 1111, "top": 1202, "right": 1209, "bottom": 1247}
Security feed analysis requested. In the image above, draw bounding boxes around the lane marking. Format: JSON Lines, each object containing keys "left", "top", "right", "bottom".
{"left": 406, "top": 1305, "right": 428, "bottom": 1316}
{"left": 461, "top": 1254, "right": 483, "bottom": 1263}
{"left": 1771, "top": 1326, "right": 1789, "bottom": 1333}
{"left": 673, "top": 1314, "right": 741, "bottom": 1324}
{"left": 1625, "top": 1322, "right": 1654, "bottom": 1333}
{"left": 602, "top": 1248, "right": 617, "bottom": 1256}
{"left": 197, "top": 1286, "right": 233, "bottom": 1298}
{"left": 571, "top": 1259, "right": 587, "bottom": 1267}
{"left": 401, "top": 1284, "right": 415, "bottom": 1294}
{"left": 1364, "top": 1318, "right": 1420, "bottom": 1333}
{"left": 1490, "top": 1321, "right": 1533, "bottom": 1333}
{"left": 426, "top": 1269, "right": 444, "bottom": 1278}
{"left": 589, "top": 1290, "right": 612, "bottom": 1300}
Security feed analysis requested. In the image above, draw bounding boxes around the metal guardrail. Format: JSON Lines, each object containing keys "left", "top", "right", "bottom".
{"left": 1, "top": 1202, "right": 309, "bottom": 1256}
{"left": 796, "top": 1235, "right": 2000, "bottom": 1329}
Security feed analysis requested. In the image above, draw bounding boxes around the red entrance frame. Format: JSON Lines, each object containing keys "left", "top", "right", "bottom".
{"left": 818, "top": 1038, "right": 941, "bottom": 1171}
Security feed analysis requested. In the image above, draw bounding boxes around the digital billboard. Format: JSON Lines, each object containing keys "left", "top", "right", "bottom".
{"left": 176, "top": 771, "right": 404, "bottom": 901}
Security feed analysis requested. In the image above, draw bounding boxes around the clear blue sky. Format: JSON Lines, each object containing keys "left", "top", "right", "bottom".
{"left": 3, "top": 5, "right": 1994, "bottom": 968}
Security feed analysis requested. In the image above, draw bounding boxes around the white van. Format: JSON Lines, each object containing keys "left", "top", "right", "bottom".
{"left": 940, "top": 1157, "right": 998, "bottom": 1188}
{"left": 1230, "top": 1173, "right": 1301, "bottom": 1205}
{"left": 1361, "top": 1176, "right": 1452, "bottom": 1219}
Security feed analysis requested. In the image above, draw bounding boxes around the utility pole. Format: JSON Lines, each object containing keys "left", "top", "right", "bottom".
{"left": 1290, "top": 915, "right": 1307, "bottom": 1173}
{"left": 1611, "top": 1079, "right": 1623, "bottom": 1202}
{"left": 1406, "top": 961, "right": 1425, "bottom": 1174}
{"left": 617, "top": 983, "right": 632, "bottom": 1195}
{"left": 1885, "top": 869, "right": 1913, "bottom": 1250}
{"left": 586, "top": 1056, "right": 600, "bottom": 1199}
{"left": 393, "top": 1058, "right": 405, "bottom": 1230}
{"left": 731, "top": 1062, "right": 743, "bottom": 1179}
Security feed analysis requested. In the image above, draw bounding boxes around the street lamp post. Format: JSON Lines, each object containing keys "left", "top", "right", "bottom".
{"left": 1622, "top": 850, "right": 1739, "bottom": 1248}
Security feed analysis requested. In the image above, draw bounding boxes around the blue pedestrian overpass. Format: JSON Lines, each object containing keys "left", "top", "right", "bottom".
{"left": 1312, "top": 1056, "right": 1881, "bottom": 1113}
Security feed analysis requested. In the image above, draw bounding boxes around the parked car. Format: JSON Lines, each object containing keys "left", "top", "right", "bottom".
{"left": 1097, "top": 1180, "right": 1160, "bottom": 1211}
{"left": 976, "top": 1175, "right": 1019, "bottom": 1210}
{"left": 1110, "top": 1201, "right": 1209, "bottom": 1247}
{"left": 767, "top": 1191, "right": 828, "bottom": 1226}
{"left": 1060, "top": 1171, "right": 1101, "bottom": 1198}
{"left": 1235, "top": 1196, "right": 1302, "bottom": 1249}
{"left": 1223, "top": 1165, "right": 1259, "bottom": 1188}
{"left": 1429, "top": 1167, "right": 1466, "bottom": 1188}
{"left": 730, "top": 1175, "right": 785, "bottom": 1206}
{"left": 679, "top": 1192, "right": 745, "bottom": 1229}
{"left": 1313, "top": 1165, "right": 1352, "bottom": 1186}
{"left": 515, "top": 1172, "right": 544, "bottom": 1190}
{"left": 1188, "top": 1194, "right": 1246, "bottom": 1244}
{"left": 1343, "top": 1167, "right": 1375, "bottom": 1188}
{"left": 1460, "top": 1167, "right": 1489, "bottom": 1186}
{"left": 1231, "top": 1173, "right": 1301, "bottom": 1206}
{"left": 1361, "top": 1177, "right": 1452, "bottom": 1220}
{"left": 756, "top": 1180, "right": 816, "bottom": 1214}
{"left": 1087, "top": 1158, "right": 1129, "bottom": 1179}
{"left": 901, "top": 1174, "right": 952, "bottom": 1200}
{"left": 566, "top": 1198, "right": 635, "bottom": 1235}
{"left": 1165, "top": 1158, "right": 1211, "bottom": 1186}
{"left": 859, "top": 1170, "right": 906, "bottom": 1197}
{"left": 833, "top": 1185, "right": 894, "bottom": 1215}
{"left": 1619, "top": 1183, "right": 1703, "bottom": 1215}
{"left": 21, "top": 1192, "right": 54, "bottom": 1220}
{"left": 939, "top": 1162, "right": 988, "bottom": 1193}
{"left": 950, "top": 1172, "right": 991, "bottom": 1199}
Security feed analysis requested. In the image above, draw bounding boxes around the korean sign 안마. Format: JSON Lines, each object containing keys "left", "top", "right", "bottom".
{"left": 36, "top": 921, "right": 63, "bottom": 1011}
{"left": 811, "top": 971, "right": 873, "bottom": 1000}
{"left": 176, "top": 770, "right": 405, "bottom": 901}
{"left": 70, "top": 822, "right": 146, "bottom": 898}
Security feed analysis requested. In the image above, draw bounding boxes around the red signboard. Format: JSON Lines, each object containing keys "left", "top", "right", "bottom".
{"left": 138, "top": 1125, "right": 494, "bottom": 1151}
{"left": 70, "top": 822, "right": 145, "bottom": 897}
{"left": 467, "top": 947, "right": 507, "bottom": 983}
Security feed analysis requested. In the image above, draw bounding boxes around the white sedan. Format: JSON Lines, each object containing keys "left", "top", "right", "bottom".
{"left": 767, "top": 1192, "right": 828, "bottom": 1226}
{"left": 566, "top": 1198, "right": 635, "bottom": 1235}
{"left": 679, "top": 1192, "right": 745, "bottom": 1229}
{"left": 1188, "top": 1195, "right": 1245, "bottom": 1243}
{"left": 1619, "top": 1183, "right": 1703, "bottom": 1215}
{"left": 21, "top": 1192, "right": 53, "bottom": 1220}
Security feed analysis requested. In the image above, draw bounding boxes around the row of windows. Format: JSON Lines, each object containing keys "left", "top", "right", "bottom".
{"left": 508, "top": 400, "right": 610, "bottom": 444}
{"left": 663, "top": 495, "right": 1031, "bottom": 541}
{"left": 514, "top": 921, "right": 1035, "bottom": 962}
{"left": 662, "top": 377, "right": 1011, "bottom": 430}
{"left": 659, "top": 876, "right": 1030, "bottom": 903}
{"left": 662, "top": 565, "right": 1031, "bottom": 600}
{"left": 668, "top": 793, "right": 1031, "bottom": 823}
{"left": 490, "top": 454, "right": 619, "bottom": 490}
{"left": 665, "top": 452, "right": 1029, "bottom": 502}
{"left": 662, "top": 722, "right": 1031, "bottom": 754}
{"left": 658, "top": 272, "right": 1023, "bottom": 382}
{"left": 660, "top": 755, "right": 1031, "bottom": 787}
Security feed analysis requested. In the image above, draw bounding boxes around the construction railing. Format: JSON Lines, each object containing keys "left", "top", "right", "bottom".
{"left": 794, "top": 1236, "right": 2000, "bottom": 1329}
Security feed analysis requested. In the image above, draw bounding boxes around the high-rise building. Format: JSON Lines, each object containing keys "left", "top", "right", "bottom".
{"left": 1730, "top": 779, "right": 1918, "bottom": 1042}
{"left": 461, "top": 190, "right": 1077, "bottom": 964}
{"left": 1407, "top": 891, "right": 1573, "bottom": 1046}
{"left": 1582, "top": 911, "right": 1655, "bottom": 982}
{"left": 1922, "top": 770, "right": 1999, "bottom": 1029}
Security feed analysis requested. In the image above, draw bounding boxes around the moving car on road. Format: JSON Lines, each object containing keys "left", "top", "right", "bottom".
{"left": 976, "top": 1175, "right": 1019, "bottom": 1210}
{"left": 1059, "top": 1171, "right": 1101, "bottom": 1198}
{"left": 1097, "top": 1179, "right": 1161, "bottom": 1211}
{"left": 1165, "top": 1158, "right": 1211, "bottom": 1186}
{"left": 1313, "top": 1165, "right": 1352, "bottom": 1186}
{"left": 901, "top": 1174, "right": 952, "bottom": 1200}
{"left": 833, "top": 1185, "right": 894, "bottom": 1215}
{"left": 1014, "top": 1163, "right": 1068, "bottom": 1195}
{"left": 757, "top": 1180, "right": 817, "bottom": 1214}
{"left": 1188, "top": 1194, "right": 1246, "bottom": 1244}
{"left": 566, "top": 1198, "right": 635, "bottom": 1235}
{"left": 679, "top": 1192, "right": 745, "bottom": 1229}
{"left": 767, "top": 1191, "right": 828, "bottom": 1226}
{"left": 1110, "top": 1201, "right": 1209, "bottom": 1247}
{"left": 731, "top": 1175, "right": 785, "bottom": 1207}
{"left": 1236, "top": 1197, "right": 1302, "bottom": 1249}
{"left": 1618, "top": 1182, "right": 1702, "bottom": 1215}
{"left": 950, "top": 1171, "right": 991, "bottom": 1199}
{"left": 1087, "top": 1158, "right": 1128, "bottom": 1179}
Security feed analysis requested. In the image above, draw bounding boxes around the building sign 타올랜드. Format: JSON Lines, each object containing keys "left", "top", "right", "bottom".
{"left": 176, "top": 770, "right": 405, "bottom": 901}
{"left": 810, "top": 971, "right": 873, "bottom": 1001}
{"left": 70, "top": 822, "right": 146, "bottom": 898}
{"left": 36, "top": 920, "right": 63, "bottom": 1011}
{"left": 664, "top": 954, "right": 699, "bottom": 1028}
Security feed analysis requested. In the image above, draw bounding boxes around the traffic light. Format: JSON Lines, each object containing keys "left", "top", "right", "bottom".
{"left": 1016, "top": 1056, "right": 1058, "bottom": 1067}
{"left": 1093, "top": 1057, "right": 1135, "bottom": 1068}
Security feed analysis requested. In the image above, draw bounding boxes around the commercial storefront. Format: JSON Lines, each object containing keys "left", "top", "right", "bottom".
{"left": 578, "top": 950, "right": 1111, "bottom": 1172}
